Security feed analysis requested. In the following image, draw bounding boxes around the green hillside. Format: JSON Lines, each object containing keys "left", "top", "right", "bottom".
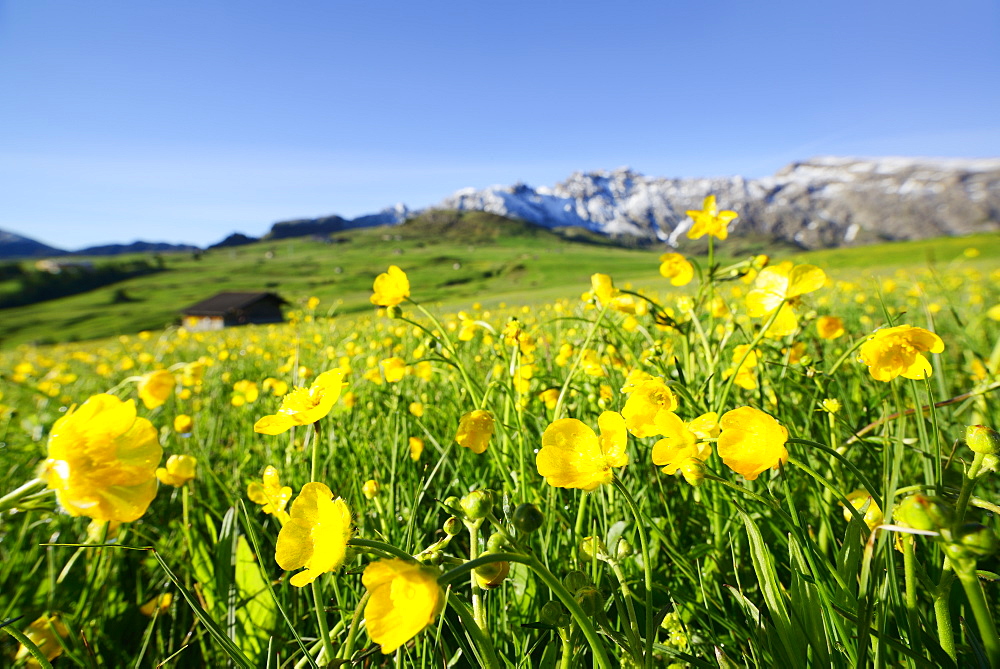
{"left": 0, "top": 211, "right": 996, "bottom": 349}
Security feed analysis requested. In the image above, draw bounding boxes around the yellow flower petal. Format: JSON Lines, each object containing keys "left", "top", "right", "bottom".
{"left": 363, "top": 559, "right": 443, "bottom": 654}
{"left": 717, "top": 406, "right": 789, "bottom": 481}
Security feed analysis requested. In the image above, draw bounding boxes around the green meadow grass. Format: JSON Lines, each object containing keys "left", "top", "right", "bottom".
{"left": 0, "top": 223, "right": 998, "bottom": 667}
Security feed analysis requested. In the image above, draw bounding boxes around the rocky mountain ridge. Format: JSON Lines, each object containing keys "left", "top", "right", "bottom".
{"left": 2, "top": 156, "right": 997, "bottom": 260}
{"left": 438, "top": 156, "right": 1000, "bottom": 249}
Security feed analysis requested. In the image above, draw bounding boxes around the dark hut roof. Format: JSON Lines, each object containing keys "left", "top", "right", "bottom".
{"left": 182, "top": 292, "right": 286, "bottom": 316}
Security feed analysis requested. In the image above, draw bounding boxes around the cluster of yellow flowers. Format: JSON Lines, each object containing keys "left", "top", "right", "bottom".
{"left": 13, "top": 192, "right": 996, "bottom": 664}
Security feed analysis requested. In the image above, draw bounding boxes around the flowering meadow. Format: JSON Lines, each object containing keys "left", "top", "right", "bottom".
{"left": 2, "top": 203, "right": 1000, "bottom": 668}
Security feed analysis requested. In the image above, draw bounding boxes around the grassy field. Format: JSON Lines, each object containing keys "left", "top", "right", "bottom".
{"left": 0, "top": 211, "right": 997, "bottom": 350}
{"left": 1, "top": 222, "right": 999, "bottom": 667}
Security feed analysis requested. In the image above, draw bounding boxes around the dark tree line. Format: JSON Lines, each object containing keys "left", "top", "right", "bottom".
{"left": 0, "top": 260, "right": 163, "bottom": 310}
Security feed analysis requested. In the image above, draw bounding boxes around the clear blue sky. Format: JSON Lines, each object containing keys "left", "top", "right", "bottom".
{"left": 2, "top": 0, "right": 998, "bottom": 250}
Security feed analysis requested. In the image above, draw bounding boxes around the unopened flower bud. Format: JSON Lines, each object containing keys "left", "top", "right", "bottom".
{"left": 575, "top": 585, "right": 603, "bottom": 616}
{"left": 418, "top": 550, "right": 444, "bottom": 565}
{"left": 679, "top": 458, "right": 705, "bottom": 487}
{"left": 563, "top": 570, "right": 591, "bottom": 593}
{"left": 443, "top": 517, "right": 463, "bottom": 536}
{"left": 967, "top": 425, "right": 1000, "bottom": 455}
{"left": 956, "top": 523, "right": 1000, "bottom": 558}
{"left": 486, "top": 532, "right": 507, "bottom": 553}
{"left": 579, "top": 536, "right": 609, "bottom": 562}
{"left": 362, "top": 479, "right": 380, "bottom": 499}
{"left": 512, "top": 502, "right": 544, "bottom": 534}
{"left": 540, "top": 600, "right": 570, "bottom": 628}
{"left": 460, "top": 490, "right": 493, "bottom": 520}
{"left": 616, "top": 538, "right": 634, "bottom": 561}
{"left": 443, "top": 496, "right": 462, "bottom": 514}
{"left": 474, "top": 557, "right": 510, "bottom": 589}
{"left": 386, "top": 305, "right": 403, "bottom": 319}
{"left": 894, "top": 494, "right": 953, "bottom": 532}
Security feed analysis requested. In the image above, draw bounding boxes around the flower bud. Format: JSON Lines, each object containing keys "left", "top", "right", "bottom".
{"left": 512, "top": 502, "right": 544, "bottom": 534}
{"left": 460, "top": 490, "right": 493, "bottom": 520}
{"left": 362, "top": 479, "right": 380, "bottom": 499}
{"left": 679, "top": 458, "right": 705, "bottom": 487}
{"left": 443, "top": 496, "right": 462, "bottom": 514}
{"left": 540, "top": 600, "right": 570, "bottom": 628}
{"left": 894, "top": 494, "right": 952, "bottom": 532}
{"left": 967, "top": 425, "right": 1000, "bottom": 455}
{"left": 579, "top": 536, "right": 609, "bottom": 562}
{"left": 417, "top": 550, "right": 444, "bottom": 565}
{"left": 955, "top": 523, "right": 1000, "bottom": 558}
{"left": 443, "top": 517, "right": 463, "bottom": 536}
{"left": 486, "top": 532, "right": 507, "bottom": 553}
{"left": 575, "top": 585, "right": 604, "bottom": 616}
{"left": 616, "top": 538, "right": 634, "bottom": 560}
{"left": 563, "top": 570, "right": 592, "bottom": 593}
{"left": 474, "top": 557, "right": 510, "bottom": 589}
{"left": 386, "top": 305, "right": 403, "bottom": 319}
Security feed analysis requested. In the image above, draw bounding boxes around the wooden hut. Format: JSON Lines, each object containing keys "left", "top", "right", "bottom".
{"left": 181, "top": 292, "right": 287, "bottom": 331}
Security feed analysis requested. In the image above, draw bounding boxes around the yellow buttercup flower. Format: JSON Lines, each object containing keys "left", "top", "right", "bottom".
{"left": 717, "top": 406, "right": 789, "bottom": 481}
{"left": 15, "top": 614, "right": 69, "bottom": 666}
{"left": 247, "top": 465, "right": 293, "bottom": 523}
{"left": 307, "top": 295, "right": 320, "bottom": 310}
{"left": 140, "top": 593, "right": 174, "bottom": 617}
{"left": 138, "top": 369, "right": 175, "bottom": 409}
{"left": 363, "top": 558, "right": 444, "bottom": 654}
{"left": 659, "top": 253, "right": 694, "bottom": 286}
{"left": 987, "top": 304, "right": 1000, "bottom": 321}
{"left": 536, "top": 411, "right": 628, "bottom": 491}
{"left": 42, "top": 394, "right": 162, "bottom": 522}
{"left": 173, "top": 413, "right": 193, "bottom": 434}
{"left": 843, "top": 490, "right": 883, "bottom": 531}
{"left": 408, "top": 402, "right": 424, "bottom": 417}
{"left": 362, "top": 479, "right": 380, "bottom": 499}
{"left": 381, "top": 357, "right": 407, "bottom": 383}
{"left": 816, "top": 315, "right": 845, "bottom": 340}
{"left": 651, "top": 412, "right": 716, "bottom": 475}
{"left": 685, "top": 195, "right": 738, "bottom": 240}
{"left": 408, "top": 436, "right": 424, "bottom": 461}
{"left": 858, "top": 324, "right": 945, "bottom": 382}
{"left": 745, "top": 261, "right": 827, "bottom": 337}
{"left": 621, "top": 378, "right": 679, "bottom": 437}
{"left": 590, "top": 273, "right": 617, "bottom": 307}
{"left": 156, "top": 454, "right": 197, "bottom": 487}
{"left": 254, "top": 369, "right": 345, "bottom": 435}
{"left": 371, "top": 265, "right": 410, "bottom": 307}
{"left": 275, "top": 482, "right": 353, "bottom": 587}
{"left": 455, "top": 409, "right": 495, "bottom": 454}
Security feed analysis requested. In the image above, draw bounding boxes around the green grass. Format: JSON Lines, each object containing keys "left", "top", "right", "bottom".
{"left": 0, "top": 225, "right": 998, "bottom": 667}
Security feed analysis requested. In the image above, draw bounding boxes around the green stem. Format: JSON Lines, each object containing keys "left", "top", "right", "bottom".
{"left": 902, "top": 535, "right": 919, "bottom": 645}
{"left": 558, "top": 627, "right": 572, "bottom": 669}
{"left": 438, "top": 552, "right": 613, "bottom": 669}
{"left": 955, "top": 452, "right": 985, "bottom": 525}
{"left": 933, "top": 573, "right": 957, "bottom": 663}
{"left": 553, "top": 304, "right": 610, "bottom": 421}
{"left": 2, "top": 620, "right": 55, "bottom": 669}
{"left": 348, "top": 538, "right": 415, "bottom": 561}
{"left": 408, "top": 301, "right": 483, "bottom": 406}
{"left": 715, "top": 300, "right": 786, "bottom": 413}
{"left": 956, "top": 566, "right": 1000, "bottom": 667}
{"left": 611, "top": 477, "right": 654, "bottom": 668}
{"left": 446, "top": 594, "right": 502, "bottom": 669}
{"left": 310, "top": 580, "right": 335, "bottom": 666}
{"left": 0, "top": 478, "right": 46, "bottom": 512}
{"left": 467, "top": 520, "right": 487, "bottom": 631}
{"left": 340, "top": 591, "right": 370, "bottom": 661}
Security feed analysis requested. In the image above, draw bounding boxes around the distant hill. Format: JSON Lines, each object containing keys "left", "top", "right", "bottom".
{"left": 208, "top": 232, "right": 259, "bottom": 250}
{"left": 0, "top": 229, "right": 66, "bottom": 259}
{"left": 71, "top": 241, "right": 200, "bottom": 256}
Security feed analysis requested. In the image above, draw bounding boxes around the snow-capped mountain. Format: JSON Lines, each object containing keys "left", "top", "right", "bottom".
{"left": 435, "top": 157, "right": 1000, "bottom": 249}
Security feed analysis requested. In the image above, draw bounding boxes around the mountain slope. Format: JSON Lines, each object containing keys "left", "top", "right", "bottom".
{"left": 436, "top": 157, "right": 1000, "bottom": 249}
